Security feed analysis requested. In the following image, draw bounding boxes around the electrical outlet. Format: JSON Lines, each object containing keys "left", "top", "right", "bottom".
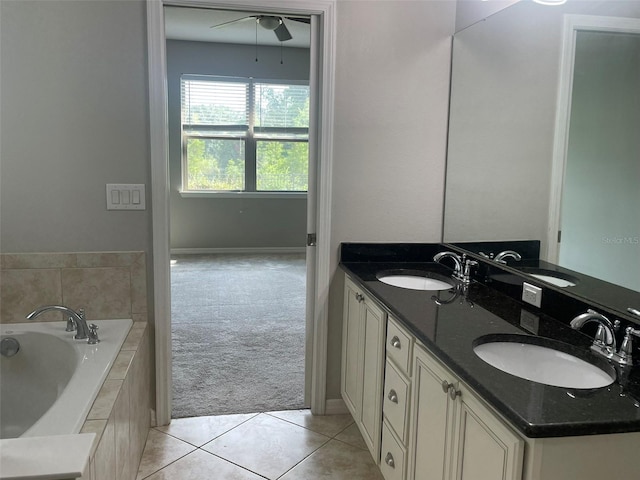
{"left": 520, "top": 309, "right": 540, "bottom": 334}
{"left": 522, "top": 282, "right": 542, "bottom": 308}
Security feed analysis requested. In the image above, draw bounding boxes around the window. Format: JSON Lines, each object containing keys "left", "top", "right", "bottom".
{"left": 181, "top": 75, "right": 309, "bottom": 194}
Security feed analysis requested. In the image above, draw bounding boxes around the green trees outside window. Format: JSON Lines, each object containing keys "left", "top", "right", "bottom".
{"left": 181, "top": 76, "right": 309, "bottom": 193}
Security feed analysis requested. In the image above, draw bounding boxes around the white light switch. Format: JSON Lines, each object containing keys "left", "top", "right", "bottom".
{"left": 106, "top": 184, "right": 146, "bottom": 210}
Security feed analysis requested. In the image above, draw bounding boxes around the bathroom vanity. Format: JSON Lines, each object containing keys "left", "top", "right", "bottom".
{"left": 340, "top": 243, "right": 640, "bottom": 480}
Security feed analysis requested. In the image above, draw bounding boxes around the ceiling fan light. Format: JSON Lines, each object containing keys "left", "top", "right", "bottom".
{"left": 258, "top": 16, "right": 281, "bottom": 31}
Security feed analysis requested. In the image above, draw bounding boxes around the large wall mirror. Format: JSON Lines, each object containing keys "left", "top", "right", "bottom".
{"left": 443, "top": 0, "right": 640, "bottom": 317}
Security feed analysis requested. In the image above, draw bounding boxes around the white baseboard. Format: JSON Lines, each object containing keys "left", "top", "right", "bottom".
{"left": 171, "top": 247, "right": 306, "bottom": 255}
{"left": 324, "top": 398, "right": 349, "bottom": 415}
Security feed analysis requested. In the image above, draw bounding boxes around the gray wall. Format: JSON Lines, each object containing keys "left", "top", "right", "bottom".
{"left": 166, "top": 40, "right": 310, "bottom": 250}
{"left": 1, "top": 0, "right": 151, "bottom": 256}
{"left": 326, "top": 0, "right": 456, "bottom": 399}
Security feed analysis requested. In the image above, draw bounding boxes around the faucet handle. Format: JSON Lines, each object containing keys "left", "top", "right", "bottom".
{"left": 88, "top": 323, "right": 100, "bottom": 345}
{"left": 618, "top": 327, "right": 640, "bottom": 364}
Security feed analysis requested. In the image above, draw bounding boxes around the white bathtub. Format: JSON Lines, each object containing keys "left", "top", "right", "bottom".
{"left": 0, "top": 319, "right": 132, "bottom": 439}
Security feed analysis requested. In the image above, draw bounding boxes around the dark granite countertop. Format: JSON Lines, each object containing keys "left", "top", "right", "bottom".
{"left": 340, "top": 256, "right": 640, "bottom": 438}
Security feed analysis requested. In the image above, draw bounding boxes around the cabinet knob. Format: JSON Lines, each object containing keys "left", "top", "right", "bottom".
{"left": 355, "top": 293, "right": 365, "bottom": 303}
{"left": 449, "top": 386, "right": 461, "bottom": 401}
{"left": 388, "top": 389, "right": 399, "bottom": 404}
{"left": 385, "top": 452, "right": 395, "bottom": 468}
{"left": 441, "top": 380, "right": 452, "bottom": 393}
{"left": 390, "top": 336, "right": 401, "bottom": 349}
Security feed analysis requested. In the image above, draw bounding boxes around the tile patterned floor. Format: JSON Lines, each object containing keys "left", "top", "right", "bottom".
{"left": 137, "top": 410, "right": 384, "bottom": 480}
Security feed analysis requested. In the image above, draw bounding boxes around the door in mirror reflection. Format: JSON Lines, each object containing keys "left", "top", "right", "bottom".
{"left": 558, "top": 29, "right": 640, "bottom": 291}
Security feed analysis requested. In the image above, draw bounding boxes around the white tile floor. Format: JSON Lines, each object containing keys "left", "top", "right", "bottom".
{"left": 137, "top": 410, "right": 384, "bottom": 480}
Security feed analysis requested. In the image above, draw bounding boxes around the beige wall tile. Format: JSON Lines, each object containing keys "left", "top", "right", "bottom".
{"left": 115, "top": 378, "right": 132, "bottom": 480}
{"left": 131, "top": 254, "right": 147, "bottom": 314}
{"left": 76, "top": 252, "right": 142, "bottom": 268}
{"left": 62, "top": 267, "right": 131, "bottom": 319}
{"left": 107, "top": 351, "right": 136, "bottom": 381}
{"left": 122, "top": 322, "right": 147, "bottom": 351}
{"left": 1, "top": 269, "right": 62, "bottom": 322}
{"left": 88, "top": 379, "right": 123, "bottom": 421}
{"left": 94, "top": 414, "right": 116, "bottom": 480}
{"left": 81, "top": 420, "right": 108, "bottom": 458}
{"left": 1, "top": 253, "right": 77, "bottom": 269}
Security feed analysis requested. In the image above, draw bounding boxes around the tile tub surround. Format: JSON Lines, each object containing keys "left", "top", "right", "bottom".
{"left": 0, "top": 251, "right": 148, "bottom": 323}
{"left": 339, "top": 244, "right": 640, "bottom": 438}
{"left": 81, "top": 321, "right": 152, "bottom": 480}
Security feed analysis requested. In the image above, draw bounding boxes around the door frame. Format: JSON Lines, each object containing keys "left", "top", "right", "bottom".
{"left": 146, "top": 0, "right": 336, "bottom": 426}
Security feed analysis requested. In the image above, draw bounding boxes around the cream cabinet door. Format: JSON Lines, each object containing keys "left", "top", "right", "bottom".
{"left": 359, "top": 298, "right": 386, "bottom": 460}
{"left": 408, "top": 345, "right": 457, "bottom": 480}
{"left": 341, "top": 277, "right": 363, "bottom": 417}
{"left": 341, "top": 276, "right": 387, "bottom": 462}
{"left": 451, "top": 384, "right": 524, "bottom": 480}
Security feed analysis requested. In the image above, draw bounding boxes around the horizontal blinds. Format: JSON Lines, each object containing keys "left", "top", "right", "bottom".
{"left": 254, "top": 83, "right": 310, "bottom": 129}
{"left": 181, "top": 78, "right": 248, "bottom": 127}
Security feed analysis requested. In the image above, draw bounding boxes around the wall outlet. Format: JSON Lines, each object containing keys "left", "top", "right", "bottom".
{"left": 522, "top": 282, "right": 542, "bottom": 308}
{"left": 520, "top": 309, "right": 540, "bottom": 334}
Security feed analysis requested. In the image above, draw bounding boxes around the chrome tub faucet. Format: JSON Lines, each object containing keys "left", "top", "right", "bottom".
{"left": 26, "top": 305, "right": 98, "bottom": 343}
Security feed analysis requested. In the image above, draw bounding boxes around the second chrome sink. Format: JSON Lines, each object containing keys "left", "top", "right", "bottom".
{"left": 473, "top": 334, "right": 615, "bottom": 389}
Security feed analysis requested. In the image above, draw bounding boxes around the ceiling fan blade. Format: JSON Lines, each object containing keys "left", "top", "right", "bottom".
{"left": 209, "top": 15, "right": 255, "bottom": 29}
{"left": 274, "top": 21, "right": 292, "bottom": 42}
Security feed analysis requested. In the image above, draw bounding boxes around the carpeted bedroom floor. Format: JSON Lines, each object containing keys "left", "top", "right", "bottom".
{"left": 170, "top": 253, "right": 307, "bottom": 418}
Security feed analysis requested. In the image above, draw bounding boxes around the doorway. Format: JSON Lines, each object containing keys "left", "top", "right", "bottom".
{"left": 147, "top": 0, "right": 336, "bottom": 426}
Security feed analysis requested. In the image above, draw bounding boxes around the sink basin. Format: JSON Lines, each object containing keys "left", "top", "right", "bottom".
{"left": 473, "top": 334, "right": 615, "bottom": 389}
{"left": 376, "top": 269, "right": 454, "bottom": 291}
{"left": 522, "top": 268, "right": 579, "bottom": 288}
{"left": 530, "top": 274, "right": 576, "bottom": 287}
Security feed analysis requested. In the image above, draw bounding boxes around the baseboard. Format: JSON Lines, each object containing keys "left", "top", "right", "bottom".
{"left": 171, "top": 247, "right": 306, "bottom": 255}
{"left": 324, "top": 398, "right": 349, "bottom": 415}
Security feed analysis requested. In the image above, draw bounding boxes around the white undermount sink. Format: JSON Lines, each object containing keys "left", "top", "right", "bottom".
{"left": 530, "top": 274, "right": 576, "bottom": 288}
{"left": 473, "top": 335, "right": 615, "bottom": 389}
{"left": 377, "top": 272, "right": 453, "bottom": 291}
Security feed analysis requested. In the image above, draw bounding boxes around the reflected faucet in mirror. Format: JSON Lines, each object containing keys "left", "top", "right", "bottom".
{"left": 480, "top": 250, "right": 522, "bottom": 264}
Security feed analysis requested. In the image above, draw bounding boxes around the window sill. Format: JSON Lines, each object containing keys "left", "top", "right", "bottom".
{"left": 179, "top": 191, "right": 307, "bottom": 199}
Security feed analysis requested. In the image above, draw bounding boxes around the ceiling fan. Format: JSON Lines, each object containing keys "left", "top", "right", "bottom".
{"left": 210, "top": 14, "right": 310, "bottom": 42}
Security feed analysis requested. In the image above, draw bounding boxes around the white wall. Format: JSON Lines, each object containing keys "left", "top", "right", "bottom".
{"left": 166, "top": 40, "right": 310, "bottom": 250}
{"left": 326, "top": 0, "right": 456, "bottom": 399}
{"left": 0, "top": 0, "right": 151, "bottom": 255}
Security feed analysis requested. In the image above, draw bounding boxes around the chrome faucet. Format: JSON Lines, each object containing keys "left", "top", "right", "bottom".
{"left": 570, "top": 309, "right": 621, "bottom": 361}
{"left": 493, "top": 250, "right": 522, "bottom": 264}
{"left": 434, "top": 251, "right": 463, "bottom": 280}
{"left": 26, "top": 305, "right": 90, "bottom": 341}
{"left": 433, "top": 252, "right": 477, "bottom": 284}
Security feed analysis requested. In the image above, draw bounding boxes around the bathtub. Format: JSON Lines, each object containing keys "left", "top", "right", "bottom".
{"left": 0, "top": 318, "right": 132, "bottom": 439}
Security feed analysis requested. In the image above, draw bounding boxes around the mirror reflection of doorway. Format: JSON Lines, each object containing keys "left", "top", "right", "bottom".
{"left": 555, "top": 19, "right": 640, "bottom": 292}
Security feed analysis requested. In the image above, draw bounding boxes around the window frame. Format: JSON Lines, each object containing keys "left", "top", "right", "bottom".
{"left": 180, "top": 75, "right": 309, "bottom": 198}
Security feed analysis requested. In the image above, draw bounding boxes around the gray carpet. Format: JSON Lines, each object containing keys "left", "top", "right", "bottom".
{"left": 170, "top": 253, "right": 307, "bottom": 418}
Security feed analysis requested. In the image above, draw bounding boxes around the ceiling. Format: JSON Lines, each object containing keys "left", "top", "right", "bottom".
{"left": 164, "top": 6, "right": 311, "bottom": 49}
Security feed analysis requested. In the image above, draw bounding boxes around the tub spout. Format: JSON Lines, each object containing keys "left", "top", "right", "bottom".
{"left": 26, "top": 305, "right": 89, "bottom": 340}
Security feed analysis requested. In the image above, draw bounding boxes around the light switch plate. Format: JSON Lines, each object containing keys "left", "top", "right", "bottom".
{"left": 106, "top": 184, "right": 146, "bottom": 210}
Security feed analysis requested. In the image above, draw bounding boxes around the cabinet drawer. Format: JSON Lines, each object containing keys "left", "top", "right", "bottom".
{"left": 383, "top": 360, "right": 409, "bottom": 443}
{"left": 380, "top": 421, "right": 406, "bottom": 480}
{"left": 387, "top": 316, "right": 413, "bottom": 375}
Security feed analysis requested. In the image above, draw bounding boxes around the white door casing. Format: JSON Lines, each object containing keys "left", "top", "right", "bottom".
{"left": 146, "top": 0, "right": 336, "bottom": 426}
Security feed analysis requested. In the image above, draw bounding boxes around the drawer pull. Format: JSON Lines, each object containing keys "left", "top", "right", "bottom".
{"left": 390, "top": 336, "right": 401, "bottom": 349}
{"left": 449, "top": 387, "right": 462, "bottom": 401}
{"left": 387, "top": 389, "right": 399, "bottom": 404}
{"left": 385, "top": 452, "right": 395, "bottom": 468}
